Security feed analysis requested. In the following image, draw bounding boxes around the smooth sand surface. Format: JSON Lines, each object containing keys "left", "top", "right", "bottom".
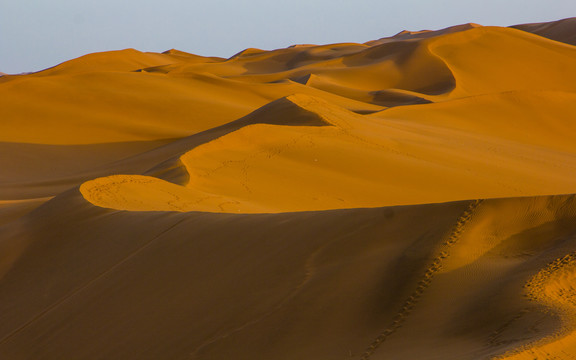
{"left": 2, "top": 18, "right": 576, "bottom": 359}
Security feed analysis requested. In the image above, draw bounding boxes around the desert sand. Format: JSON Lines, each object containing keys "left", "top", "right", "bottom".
{"left": 1, "top": 18, "right": 576, "bottom": 359}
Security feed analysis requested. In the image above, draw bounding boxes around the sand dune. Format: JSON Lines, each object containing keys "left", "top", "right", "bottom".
{"left": 511, "top": 17, "right": 576, "bottom": 46}
{"left": 365, "top": 23, "right": 483, "bottom": 45}
{"left": 80, "top": 92, "right": 576, "bottom": 213}
{"left": 2, "top": 18, "right": 576, "bottom": 359}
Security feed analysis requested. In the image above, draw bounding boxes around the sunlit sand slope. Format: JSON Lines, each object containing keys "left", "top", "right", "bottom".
{"left": 81, "top": 92, "right": 576, "bottom": 212}
{"left": 1, "top": 18, "right": 576, "bottom": 360}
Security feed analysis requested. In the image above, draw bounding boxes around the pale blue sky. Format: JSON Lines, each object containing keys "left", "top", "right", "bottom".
{"left": 1, "top": 0, "right": 574, "bottom": 74}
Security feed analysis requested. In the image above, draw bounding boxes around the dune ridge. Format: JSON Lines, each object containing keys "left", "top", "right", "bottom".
{"left": 81, "top": 90, "right": 576, "bottom": 213}
{"left": 511, "top": 17, "right": 576, "bottom": 46}
{"left": 1, "top": 18, "right": 576, "bottom": 359}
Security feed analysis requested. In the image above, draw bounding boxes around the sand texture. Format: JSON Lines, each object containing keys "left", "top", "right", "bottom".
{"left": 1, "top": 18, "right": 576, "bottom": 359}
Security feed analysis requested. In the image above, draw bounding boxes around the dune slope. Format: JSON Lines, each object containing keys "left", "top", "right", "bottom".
{"left": 1, "top": 18, "right": 576, "bottom": 360}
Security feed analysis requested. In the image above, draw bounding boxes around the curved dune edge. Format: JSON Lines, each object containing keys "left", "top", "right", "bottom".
{"left": 80, "top": 91, "right": 576, "bottom": 214}
{"left": 464, "top": 196, "right": 576, "bottom": 360}
{"left": 79, "top": 174, "right": 270, "bottom": 213}
{"left": 77, "top": 94, "right": 371, "bottom": 214}
{"left": 494, "top": 255, "right": 576, "bottom": 359}
{"left": 485, "top": 195, "right": 576, "bottom": 360}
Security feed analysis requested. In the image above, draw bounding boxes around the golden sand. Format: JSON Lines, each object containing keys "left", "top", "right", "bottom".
{"left": 1, "top": 18, "right": 576, "bottom": 359}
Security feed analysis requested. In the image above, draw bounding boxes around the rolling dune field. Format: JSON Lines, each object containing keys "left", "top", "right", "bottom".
{"left": 1, "top": 18, "right": 576, "bottom": 359}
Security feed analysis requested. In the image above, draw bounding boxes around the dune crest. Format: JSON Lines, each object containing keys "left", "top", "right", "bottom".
{"left": 81, "top": 89, "right": 576, "bottom": 213}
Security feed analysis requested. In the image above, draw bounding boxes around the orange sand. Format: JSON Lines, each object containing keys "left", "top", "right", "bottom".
{"left": 1, "top": 18, "right": 576, "bottom": 360}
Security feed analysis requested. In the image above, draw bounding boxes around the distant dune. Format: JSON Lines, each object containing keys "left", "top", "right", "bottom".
{"left": 511, "top": 17, "right": 576, "bottom": 46}
{"left": 1, "top": 18, "right": 576, "bottom": 360}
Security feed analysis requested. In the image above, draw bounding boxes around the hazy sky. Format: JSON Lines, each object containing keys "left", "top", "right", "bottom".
{"left": 1, "top": 0, "right": 574, "bottom": 74}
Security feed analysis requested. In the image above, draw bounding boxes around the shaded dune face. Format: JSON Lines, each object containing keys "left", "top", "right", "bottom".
{"left": 511, "top": 17, "right": 576, "bottom": 46}
{"left": 2, "top": 18, "right": 576, "bottom": 360}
